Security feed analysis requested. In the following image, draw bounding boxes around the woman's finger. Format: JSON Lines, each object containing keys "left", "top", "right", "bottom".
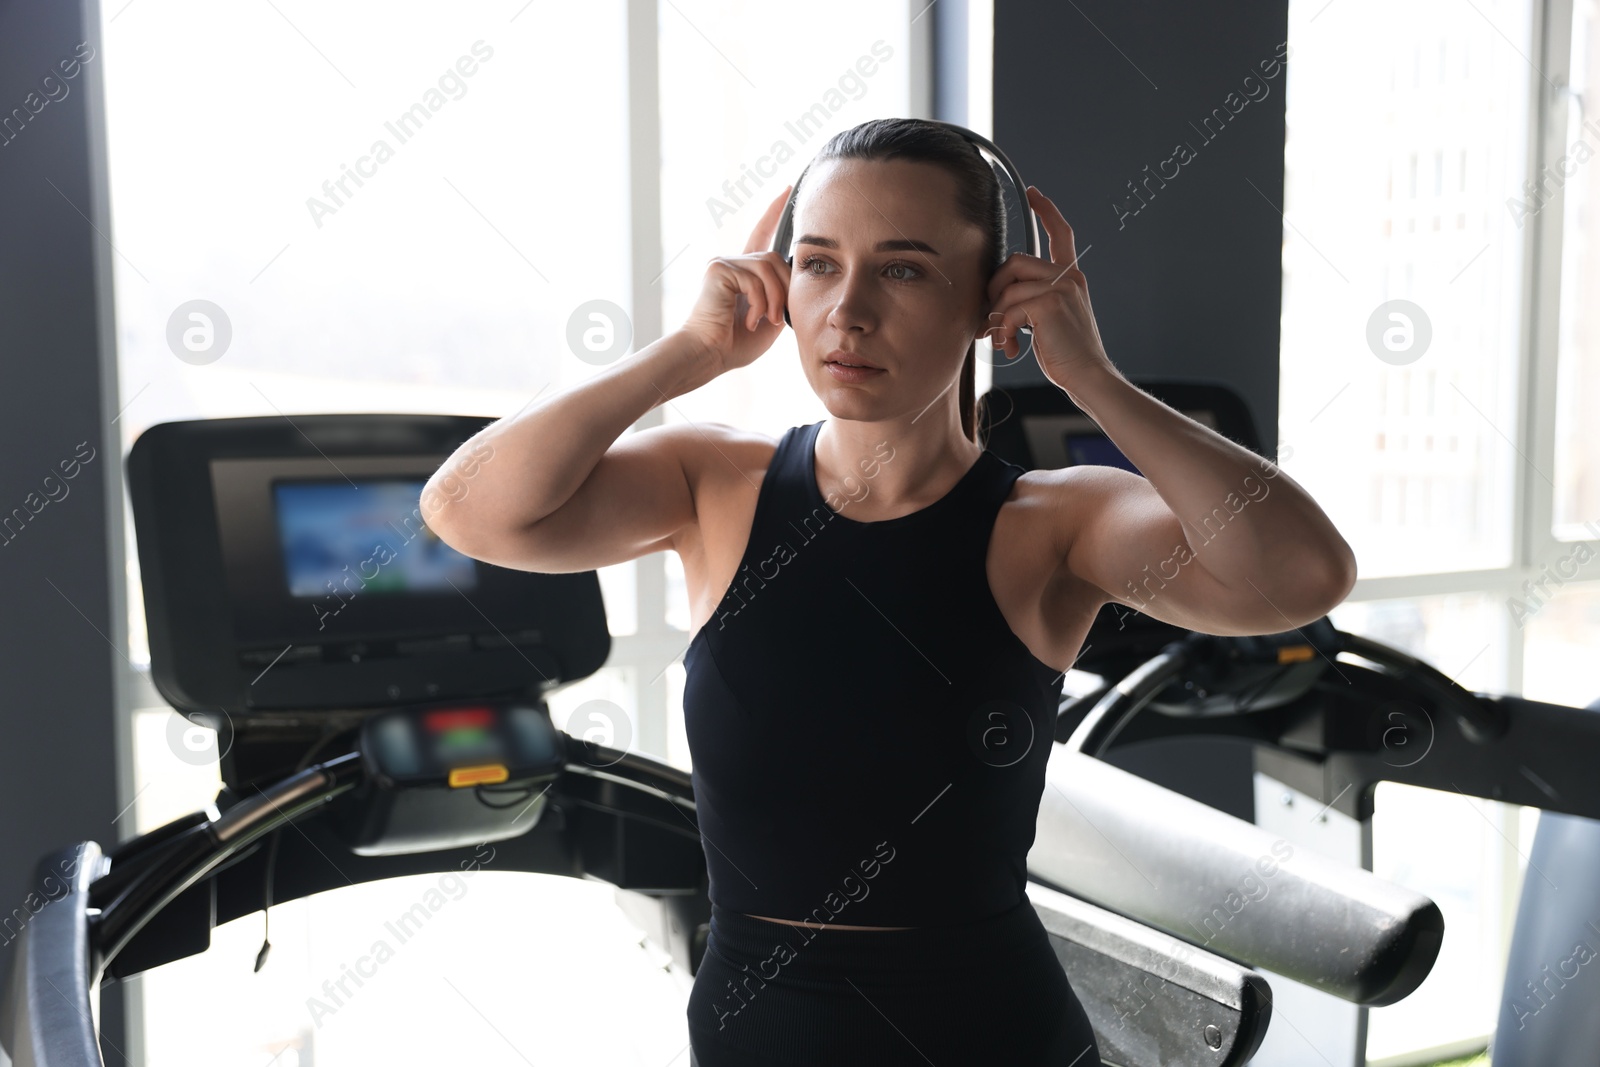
{"left": 714, "top": 258, "right": 762, "bottom": 332}
{"left": 985, "top": 252, "right": 1065, "bottom": 306}
{"left": 728, "top": 258, "right": 770, "bottom": 331}
{"left": 984, "top": 296, "right": 1057, "bottom": 358}
{"left": 988, "top": 278, "right": 1073, "bottom": 324}
{"left": 750, "top": 257, "right": 791, "bottom": 331}
{"left": 744, "top": 266, "right": 766, "bottom": 331}
{"left": 745, "top": 253, "right": 788, "bottom": 330}
{"left": 1026, "top": 186, "right": 1078, "bottom": 269}
{"left": 744, "top": 184, "right": 794, "bottom": 256}
{"left": 755, "top": 254, "right": 783, "bottom": 329}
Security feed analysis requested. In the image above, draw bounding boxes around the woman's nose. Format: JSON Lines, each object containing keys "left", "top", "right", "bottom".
{"left": 826, "top": 272, "right": 878, "bottom": 330}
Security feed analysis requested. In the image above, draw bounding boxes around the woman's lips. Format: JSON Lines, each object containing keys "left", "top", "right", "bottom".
{"left": 826, "top": 361, "right": 885, "bottom": 382}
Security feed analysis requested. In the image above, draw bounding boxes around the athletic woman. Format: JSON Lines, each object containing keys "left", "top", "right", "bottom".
{"left": 425, "top": 117, "right": 1356, "bottom": 1066}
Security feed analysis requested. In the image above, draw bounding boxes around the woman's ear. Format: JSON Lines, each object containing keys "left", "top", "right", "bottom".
{"left": 975, "top": 296, "right": 995, "bottom": 344}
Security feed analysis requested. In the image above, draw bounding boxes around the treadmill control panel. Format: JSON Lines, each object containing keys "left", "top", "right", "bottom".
{"left": 364, "top": 701, "right": 564, "bottom": 786}
{"left": 335, "top": 699, "right": 567, "bottom": 856}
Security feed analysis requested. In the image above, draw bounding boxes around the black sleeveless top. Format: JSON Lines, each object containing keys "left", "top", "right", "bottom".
{"left": 682, "top": 420, "right": 1065, "bottom": 928}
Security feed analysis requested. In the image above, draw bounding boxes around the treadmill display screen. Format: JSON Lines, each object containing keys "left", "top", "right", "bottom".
{"left": 273, "top": 479, "right": 477, "bottom": 598}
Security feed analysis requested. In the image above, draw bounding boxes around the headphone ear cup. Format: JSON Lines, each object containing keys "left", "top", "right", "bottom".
{"left": 782, "top": 248, "right": 793, "bottom": 326}
{"left": 772, "top": 178, "right": 800, "bottom": 331}
{"left": 770, "top": 172, "right": 807, "bottom": 329}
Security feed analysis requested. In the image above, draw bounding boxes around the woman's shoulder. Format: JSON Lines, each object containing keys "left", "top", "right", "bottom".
{"left": 661, "top": 421, "right": 784, "bottom": 491}
{"left": 992, "top": 464, "right": 1088, "bottom": 554}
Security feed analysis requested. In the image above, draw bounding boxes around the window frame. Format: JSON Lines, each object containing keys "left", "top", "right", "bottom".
{"left": 1309, "top": 0, "right": 1586, "bottom": 704}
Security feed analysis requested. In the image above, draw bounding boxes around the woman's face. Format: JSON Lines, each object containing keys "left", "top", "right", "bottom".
{"left": 787, "top": 157, "right": 991, "bottom": 422}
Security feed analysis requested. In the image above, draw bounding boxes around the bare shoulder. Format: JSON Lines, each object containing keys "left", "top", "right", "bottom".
{"left": 664, "top": 420, "right": 780, "bottom": 500}
{"left": 997, "top": 465, "right": 1089, "bottom": 552}
{"left": 664, "top": 422, "right": 782, "bottom": 633}
{"left": 656, "top": 420, "right": 778, "bottom": 552}
{"left": 1001, "top": 463, "right": 1138, "bottom": 556}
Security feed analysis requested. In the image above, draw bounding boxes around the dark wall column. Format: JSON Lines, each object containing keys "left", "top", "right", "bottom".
{"left": 0, "top": 0, "right": 132, "bottom": 1060}
{"left": 984, "top": 0, "right": 1292, "bottom": 821}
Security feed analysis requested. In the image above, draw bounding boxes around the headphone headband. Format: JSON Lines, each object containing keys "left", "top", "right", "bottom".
{"left": 768, "top": 119, "right": 1039, "bottom": 327}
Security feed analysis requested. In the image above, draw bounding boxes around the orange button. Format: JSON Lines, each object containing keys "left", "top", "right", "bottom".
{"left": 448, "top": 764, "right": 509, "bottom": 788}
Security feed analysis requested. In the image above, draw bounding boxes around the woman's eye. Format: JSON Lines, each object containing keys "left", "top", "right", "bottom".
{"left": 794, "top": 256, "right": 919, "bottom": 281}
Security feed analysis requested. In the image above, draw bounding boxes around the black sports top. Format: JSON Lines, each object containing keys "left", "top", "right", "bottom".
{"left": 682, "top": 420, "right": 1066, "bottom": 928}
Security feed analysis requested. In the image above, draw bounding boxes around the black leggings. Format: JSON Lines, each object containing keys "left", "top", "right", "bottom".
{"left": 686, "top": 897, "right": 1102, "bottom": 1066}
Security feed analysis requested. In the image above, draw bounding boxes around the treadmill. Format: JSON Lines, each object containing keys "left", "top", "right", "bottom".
{"left": 5, "top": 382, "right": 1590, "bottom": 1066}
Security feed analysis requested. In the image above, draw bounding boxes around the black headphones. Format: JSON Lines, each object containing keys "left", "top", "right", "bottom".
{"left": 768, "top": 118, "right": 1041, "bottom": 339}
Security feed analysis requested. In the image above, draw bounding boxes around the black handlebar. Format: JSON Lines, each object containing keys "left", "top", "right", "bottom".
{"left": 1060, "top": 619, "right": 1509, "bottom": 758}
{"left": 93, "top": 751, "right": 365, "bottom": 971}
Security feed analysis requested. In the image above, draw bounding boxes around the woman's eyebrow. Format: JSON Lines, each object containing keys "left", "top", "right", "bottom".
{"left": 795, "top": 235, "right": 941, "bottom": 255}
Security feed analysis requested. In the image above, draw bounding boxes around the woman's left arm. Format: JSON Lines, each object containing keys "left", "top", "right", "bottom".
{"left": 985, "top": 187, "right": 1357, "bottom": 634}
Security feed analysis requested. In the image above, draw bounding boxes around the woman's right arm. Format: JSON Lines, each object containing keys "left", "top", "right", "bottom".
{"left": 421, "top": 330, "right": 720, "bottom": 573}
{"left": 422, "top": 185, "right": 794, "bottom": 574}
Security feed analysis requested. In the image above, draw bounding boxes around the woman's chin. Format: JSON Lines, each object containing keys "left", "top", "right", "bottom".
{"left": 813, "top": 381, "right": 886, "bottom": 412}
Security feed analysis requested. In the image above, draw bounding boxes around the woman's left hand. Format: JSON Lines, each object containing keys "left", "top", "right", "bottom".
{"left": 984, "top": 186, "right": 1116, "bottom": 391}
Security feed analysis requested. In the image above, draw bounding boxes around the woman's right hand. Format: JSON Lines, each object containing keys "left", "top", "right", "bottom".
{"left": 679, "top": 184, "right": 794, "bottom": 375}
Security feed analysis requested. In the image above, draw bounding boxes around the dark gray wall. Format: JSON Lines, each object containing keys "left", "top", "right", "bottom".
{"left": 990, "top": 0, "right": 1288, "bottom": 446}
{"left": 983, "top": 0, "right": 1292, "bottom": 821}
{"left": 0, "top": 0, "right": 130, "bottom": 1060}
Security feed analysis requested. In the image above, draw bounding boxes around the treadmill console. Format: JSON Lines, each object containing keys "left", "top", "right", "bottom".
{"left": 127, "top": 414, "right": 611, "bottom": 720}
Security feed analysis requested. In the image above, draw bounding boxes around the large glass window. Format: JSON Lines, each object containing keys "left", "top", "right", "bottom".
{"left": 1281, "top": 0, "right": 1532, "bottom": 580}
{"left": 1554, "top": 0, "right": 1600, "bottom": 536}
{"left": 1276, "top": 1, "right": 1600, "bottom": 1061}
{"left": 1521, "top": 582, "right": 1600, "bottom": 707}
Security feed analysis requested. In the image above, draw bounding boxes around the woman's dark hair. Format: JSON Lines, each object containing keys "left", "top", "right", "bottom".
{"left": 790, "top": 117, "right": 1006, "bottom": 445}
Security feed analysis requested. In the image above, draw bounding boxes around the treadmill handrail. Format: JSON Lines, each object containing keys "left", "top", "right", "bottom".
{"left": 0, "top": 844, "right": 105, "bottom": 1067}
{"left": 1339, "top": 632, "right": 1509, "bottom": 741}
{"left": 93, "top": 752, "right": 363, "bottom": 972}
{"left": 1065, "top": 642, "right": 1191, "bottom": 757}
{"left": 1030, "top": 747, "right": 1443, "bottom": 1005}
